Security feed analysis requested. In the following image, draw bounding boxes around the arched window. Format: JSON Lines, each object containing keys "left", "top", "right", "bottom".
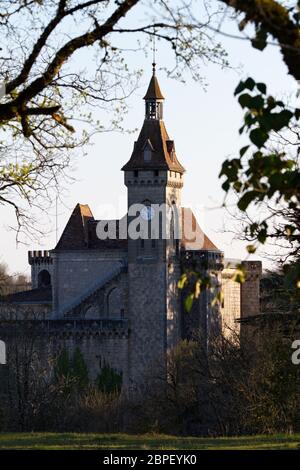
{"left": 107, "top": 287, "right": 122, "bottom": 318}
{"left": 38, "top": 269, "right": 51, "bottom": 288}
{"left": 85, "top": 304, "right": 103, "bottom": 319}
{"left": 0, "top": 340, "right": 6, "bottom": 365}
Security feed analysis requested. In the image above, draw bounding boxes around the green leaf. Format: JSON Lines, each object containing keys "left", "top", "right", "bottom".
{"left": 234, "top": 77, "right": 255, "bottom": 96}
{"left": 221, "top": 180, "right": 230, "bottom": 192}
{"left": 246, "top": 244, "right": 257, "bottom": 254}
{"left": 237, "top": 191, "right": 258, "bottom": 211}
{"left": 270, "top": 110, "right": 294, "bottom": 131}
{"left": 256, "top": 82, "right": 267, "bottom": 94}
{"left": 238, "top": 93, "right": 252, "bottom": 108}
{"left": 244, "top": 77, "right": 256, "bottom": 91}
{"left": 178, "top": 273, "right": 187, "bottom": 289}
{"left": 249, "top": 128, "right": 269, "bottom": 148}
{"left": 234, "top": 80, "right": 246, "bottom": 96}
{"left": 232, "top": 266, "right": 246, "bottom": 284}
{"left": 240, "top": 145, "right": 250, "bottom": 157}
{"left": 250, "top": 95, "right": 265, "bottom": 110}
{"left": 184, "top": 293, "right": 194, "bottom": 312}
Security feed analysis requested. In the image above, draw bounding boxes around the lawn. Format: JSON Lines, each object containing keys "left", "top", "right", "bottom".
{"left": 0, "top": 433, "right": 299, "bottom": 450}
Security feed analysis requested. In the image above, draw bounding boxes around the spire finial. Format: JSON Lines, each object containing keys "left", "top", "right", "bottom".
{"left": 152, "top": 31, "right": 156, "bottom": 75}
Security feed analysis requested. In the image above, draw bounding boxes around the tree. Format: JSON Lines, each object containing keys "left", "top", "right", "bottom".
{"left": 96, "top": 361, "right": 122, "bottom": 394}
{"left": 139, "top": 330, "right": 300, "bottom": 435}
{"left": 55, "top": 347, "right": 89, "bottom": 390}
{"left": 212, "top": 1, "right": 300, "bottom": 284}
{"left": 0, "top": 0, "right": 228, "bottom": 233}
{"left": 220, "top": 78, "right": 300, "bottom": 262}
{"left": 0, "top": 262, "right": 29, "bottom": 296}
{"left": 71, "top": 347, "right": 89, "bottom": 389}
{"left": 218, "top": 0, "right": 300, "bottom": 80}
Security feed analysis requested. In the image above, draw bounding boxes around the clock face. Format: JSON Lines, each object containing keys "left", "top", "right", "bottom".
{"left": 141, "top": 205, "right": 154, "bottom": 221}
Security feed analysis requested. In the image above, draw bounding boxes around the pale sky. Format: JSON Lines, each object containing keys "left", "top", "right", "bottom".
{"left": 1, "top": 3, "right": 298, "bottom": 278}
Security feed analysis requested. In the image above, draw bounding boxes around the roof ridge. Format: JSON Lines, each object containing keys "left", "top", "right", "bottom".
{"left": 181, "top": 207, "right": 220, "bottom": 251}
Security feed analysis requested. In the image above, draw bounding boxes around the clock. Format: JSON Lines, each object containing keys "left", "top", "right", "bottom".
{"left": 141, "top": 205, "right": 154, "bottom": 221}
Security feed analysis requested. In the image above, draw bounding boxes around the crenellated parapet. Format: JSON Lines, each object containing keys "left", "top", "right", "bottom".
{"left": 28, "top": 251, "right": 54, "bottom": 289}
{"left": 0, "top": 319, "right": 129, "bottom": 340}
{"left": 241, "top": 260, "right": 262, "bottom": 281}
{"left": 28, "top": 250, "right": 53, "bottom": 266}
{"left": 180, "top": 249, "right": 224, "bottom": 272}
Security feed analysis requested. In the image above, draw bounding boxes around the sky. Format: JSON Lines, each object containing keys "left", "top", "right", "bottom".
{"left": 1, "top": 1, "right": 298, "bottom": 278}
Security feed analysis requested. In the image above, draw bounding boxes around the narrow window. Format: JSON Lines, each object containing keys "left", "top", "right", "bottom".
{"left": 144, "top": 149, "right": 152, "bottom": 162}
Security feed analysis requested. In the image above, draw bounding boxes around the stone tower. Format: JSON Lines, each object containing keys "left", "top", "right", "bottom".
{"left": 122, "top": 64, "right": 185, "bottom": 385}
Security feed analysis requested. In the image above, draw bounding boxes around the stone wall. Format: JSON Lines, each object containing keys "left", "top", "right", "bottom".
{"left": 51, "top": 249, "right": 127, "bottom": 315}
{"left": 127, "top": 262, "right": 167, "bottom": 385}
{"left": 240, "top": 260, "right": 262, "bottom": 342}
{"left": 241, "top": 261, "right": 262, "bottom": 318}
{"left": 0, "top": 319, "right": 130, "bottom": 387}
{"left": 221, "top": 266, "right": 241, "bottom": 339}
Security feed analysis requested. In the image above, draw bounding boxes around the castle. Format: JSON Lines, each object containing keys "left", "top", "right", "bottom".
{"left": 0, "top": 67, "right": 262, "bottom": 388}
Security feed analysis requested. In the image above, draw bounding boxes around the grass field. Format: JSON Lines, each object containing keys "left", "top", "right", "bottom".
{"left": 0, "top": 433, "right": 299, "bottom": 450}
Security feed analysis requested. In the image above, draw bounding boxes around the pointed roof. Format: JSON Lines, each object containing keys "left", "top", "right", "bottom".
{"left": 181, "top": 208, "right": 220, "bottom": 251}
{"left": 143, "top": 73, "right": 164, "bottom": 100}
{"left": 55, "top": 203, "right": 94, "bottom": 250}
{"left": 55, "top": 204, "right": 128, "bottom": 251}
{"left": 122, "top": 119, "right": 185, "bottom": 173}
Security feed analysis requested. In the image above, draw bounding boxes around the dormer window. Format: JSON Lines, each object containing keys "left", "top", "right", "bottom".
{"left": 143, "top": 139, "right": 154, "bottom": 162}
{"left": 144, "top": 149, "right": 152, "bottom": 162}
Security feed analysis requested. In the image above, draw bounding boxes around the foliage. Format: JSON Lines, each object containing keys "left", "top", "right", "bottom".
{"left": 261, "top": 263, "right": 300, "bottom": 314}
{"left": 55, "top": 347, "right": 89, "bottom": 390}
{"left": 0, "top": 262, "right": 29, "bottom": 296}
{"left": 96, "top": 361, "right": 122, "bottom": 394}
{"left": 71, "top": 347, "right": 89, "bottom": 389}
{"left": 218, "top": 1, "right": 300, "bottom": 80}
{"left": 219, "top": 76, "right": 300, "bottom": 282}
{"left": 135, "top": 329, "right": 300, "bottom": 436}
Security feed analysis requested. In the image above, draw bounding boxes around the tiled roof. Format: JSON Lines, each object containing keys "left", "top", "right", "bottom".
{"left": 55, "top": 203, "right": 94, "bottom": 250}
{"left": 1, "top": 286, "right": 52, "bottom": 304}
{"left": 122, "top": 120, "right": 185, "bottom": 173}
{"left": 88, "top": 219, "right": 128, "bottom": 250}
{"left": 55, "top": 205, "right": 128, "bottom": 251}
{"left": 143, "top": 74, "right": 164, "bottom": 100}
{"left": 181, "top": 208, "right": 220, "bottom": 251}
{"left": 54, "top": 205, "right": 219, "bottom": 253}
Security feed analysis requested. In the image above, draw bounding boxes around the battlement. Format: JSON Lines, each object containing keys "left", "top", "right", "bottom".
{"left": 0, "top": 319, "right": 129, "bottom": 339}
{"left": 28, "top": 250, "right": 53, "bottom": 265}
{"left": 241, "top": 260, "right": 262, "bottom": 279}
{"left": 181, "top": 249, "right": 224, "bottom": 271}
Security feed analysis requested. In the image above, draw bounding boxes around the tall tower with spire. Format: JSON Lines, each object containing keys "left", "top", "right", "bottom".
{"left": 122, "top": 66, "right": 185, "bottom": 384}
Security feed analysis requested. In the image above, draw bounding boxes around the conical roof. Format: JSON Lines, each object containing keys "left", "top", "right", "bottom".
{"left": 143, "top": 73, "right": 164, "bottom": 100}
